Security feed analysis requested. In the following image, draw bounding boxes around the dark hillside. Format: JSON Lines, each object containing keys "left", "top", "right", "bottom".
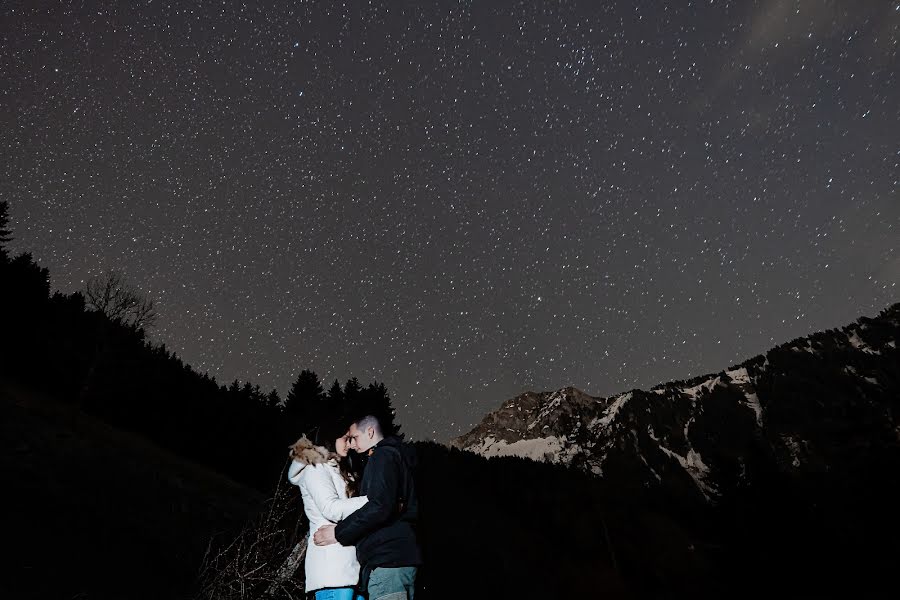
{"left": 411, "top": 441, "right": 710, "bottom": 599}
{"left": 2, "top": 378, "right": 264, "bottom": 600}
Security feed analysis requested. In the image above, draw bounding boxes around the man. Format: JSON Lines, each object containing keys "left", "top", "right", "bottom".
{"left": 314, "top": 415, "right": 422, "bottom": 600}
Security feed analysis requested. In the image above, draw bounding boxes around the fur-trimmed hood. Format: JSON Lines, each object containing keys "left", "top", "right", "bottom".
{"left": 287, "top": 435, "right": 334, "bottom": 485}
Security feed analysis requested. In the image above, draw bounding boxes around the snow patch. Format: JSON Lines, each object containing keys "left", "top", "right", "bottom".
{"left": 743, "top": 392, "right": 763, "bottom": 427}
{"left": 638, "top": 451, "right": 662, "bottom": 482}
{"left": 658, "top": 444, "right": 716, "bottom": 498}
{"left": 470, "top": 434, "right": 570, "bottom": 464}
{"left": 648, "top": 425, "right": 715, "bottom": 495}
{"left": 848, "top": 331, "right": 880, "bottom": 354}
{"left": 681, "top": 377, "right": 720, "bottom": 400}
{"left": 528, "top": 391, "right": 565, "bottom": 430}
{"left": 727, "top": 367, "right": 763, "bottom": 427}
{"left": 726, "top": 367, "right": 749, "bottom": 384}
{"left": 591, "top": 392, "right": 632, "bottom": 429}
{"left": 846, "top": 363, "right": 881, "bottom": 386}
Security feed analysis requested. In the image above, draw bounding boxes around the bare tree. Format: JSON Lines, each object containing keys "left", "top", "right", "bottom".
{"left": 75, "top": 270, "right": 157, "bottom": 411}
{"left": 196, "top": 466, "right": 308, "bottom": 600}
{"left": 85, "top": 270, "right": 158, "bottom": 329}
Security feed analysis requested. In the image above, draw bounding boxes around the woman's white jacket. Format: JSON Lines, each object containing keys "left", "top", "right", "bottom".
{"left": 287, "top": 437, "right": 368, "bottom": 592}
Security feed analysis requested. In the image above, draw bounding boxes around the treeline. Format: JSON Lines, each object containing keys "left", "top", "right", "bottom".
{"left": 0, "top": 201, "right": 397, "bottom": 490}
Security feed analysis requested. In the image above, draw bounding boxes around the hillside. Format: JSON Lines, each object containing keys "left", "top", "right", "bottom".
{"left": 2, "top": 378, "right": 267, "bottom": 600}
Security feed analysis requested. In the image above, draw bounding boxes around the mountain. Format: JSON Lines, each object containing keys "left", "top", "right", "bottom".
{"left": 453, "top": 303, "right": 900, "bottom": 505}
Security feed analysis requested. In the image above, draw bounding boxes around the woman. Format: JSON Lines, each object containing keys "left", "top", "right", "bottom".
{"left": 288, "top": 423, "right": 368, "bottom": 600}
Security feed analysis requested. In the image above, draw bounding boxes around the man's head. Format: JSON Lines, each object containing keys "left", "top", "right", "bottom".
{"left": 346, "top": 414, "right": 383, "bottom": 453}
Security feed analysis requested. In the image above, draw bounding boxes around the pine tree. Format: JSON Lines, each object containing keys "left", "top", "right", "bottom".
{"left": 342, "top": 377, "right": 364, "bottom": 426}
{"left": 333, "top": 378, "right": 401, "bottom": 437}
{"left": 322, "top": 378, "right": 346, "bottom": 424}
{"left": 359, "top": 381, "right": 401, "bottom": 437}
{"left": 343, "top": 377, "right": 362, "bottom": 401}
{"left": 0, "top": 200, "right": 12, "bottom": 260}
{"left": 284, "top": 369, "right": 325, "bottom": 437}
{"left": 326, "top": 379, "right": 344, "bottom": 405}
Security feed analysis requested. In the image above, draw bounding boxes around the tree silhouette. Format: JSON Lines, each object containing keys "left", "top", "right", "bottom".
{"left": 78, "top": 270, "right": 158, "bottom": 411}
{"left": 326, "top": 379, "right": 344, "bottom": 405}
{"left": 85, "top": 270, "right": 158, "bottom": 330}
{"left": 343, "top": 377, "right": 362, "bottom": 402}
{"left": 338, "top": 377, "right": 401, "bottom": 437}
{"left": 265, "top": 389, "right": 281, "bottom": 409}
{"left": 359, "top": 381, "right": 401, "bottom": 437}
{"left": 284, "top": 369, "right": 325, "bottom": 439}
{"left": 0, "top": 200, "right": 12, "bottom": 259}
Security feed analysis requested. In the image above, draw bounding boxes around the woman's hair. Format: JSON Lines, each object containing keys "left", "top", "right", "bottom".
{"left": 315, "top": 417, "right": 361, "bottom": 497}
{"left": 338, "top": 454, "right": 361, "bottom": 498}
{"left": 313, "top": 416, "right": 345, "bottom": 451}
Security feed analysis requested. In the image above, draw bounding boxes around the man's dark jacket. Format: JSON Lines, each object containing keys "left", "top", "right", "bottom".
{"left": 334, "top": 436, "right": 422, "bottom": 569}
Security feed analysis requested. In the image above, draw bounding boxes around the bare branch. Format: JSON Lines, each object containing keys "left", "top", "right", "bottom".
{"left": 84, "top": 270, "right": 158, "bottom": 329}
{"left": 196, "top": 466, "right": 307, "bottom": 600}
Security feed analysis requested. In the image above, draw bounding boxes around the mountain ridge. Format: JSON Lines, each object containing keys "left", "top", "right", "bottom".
{"left": 453, "top": 302, "right": 900, "bottom": 504}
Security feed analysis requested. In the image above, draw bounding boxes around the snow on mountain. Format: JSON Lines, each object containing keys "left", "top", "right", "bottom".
{"left": 471, "top": 434, "right": 568, "bottom": 463}
{"left": 452, "top": 304, "right": 900, "bottom": 504}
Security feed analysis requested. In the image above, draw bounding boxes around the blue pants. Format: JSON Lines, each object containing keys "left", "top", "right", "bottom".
{"left": 368, "top": 566, "right": 417, "bottom": 600}
{"left": 314, "top": 588, "right": 363, "bottom": 600}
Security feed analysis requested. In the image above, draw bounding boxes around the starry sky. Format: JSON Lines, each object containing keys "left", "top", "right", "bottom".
{"left": 2, "top": 1, "right": 897, "bottom": 441}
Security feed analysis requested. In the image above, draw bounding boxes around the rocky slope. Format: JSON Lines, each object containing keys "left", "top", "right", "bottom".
{"left": 453, "top": 303, "right": 900, "bottom": 504}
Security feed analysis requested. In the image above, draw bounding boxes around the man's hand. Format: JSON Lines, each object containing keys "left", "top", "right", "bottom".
{"left": 313, "top": 524, "right": 338, "bottom": 546}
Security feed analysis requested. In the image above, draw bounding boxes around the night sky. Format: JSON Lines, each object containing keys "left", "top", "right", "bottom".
{"left": 2, "top": 1, "right": 897, "bottom": 441}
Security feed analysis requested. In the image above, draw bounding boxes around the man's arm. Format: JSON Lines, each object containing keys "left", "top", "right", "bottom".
{"left": 332, "top": 448, "right": 401, "bottom": 546}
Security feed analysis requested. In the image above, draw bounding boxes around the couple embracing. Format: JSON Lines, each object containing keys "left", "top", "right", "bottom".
{"left": 288, "top": 414, "right": 421, "bottom": 600}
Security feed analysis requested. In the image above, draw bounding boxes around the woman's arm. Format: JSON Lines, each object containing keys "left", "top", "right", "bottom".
{"left": 305, "top": 464, "right": 368, "bottom": 522}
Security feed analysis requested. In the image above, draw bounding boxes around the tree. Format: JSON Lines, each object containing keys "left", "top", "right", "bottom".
{"left": 0, "top": 200, "right": 12, "bottom": 259}
{"left": 326, "top": 379, "right": 344, "bottom": 405}
{"left": 359, "top": 381, "right": 401, "bottom": 437}
{"left": 343, "top": 377, "right": 362, "bottom": 407}
{"left": 84, "top": 270, "right": 157, "bottom": 329}
{"left": 284, "top": 369, "right": 325, "bottom": 438}
{"left": 78, "top": 270, "right": 157, "bottom": 411}
{"left": 341, "top": 377, "right": 401, "bottom": 437}
{"left": 265, "top": 389, "right": 281, "bottom": 409}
